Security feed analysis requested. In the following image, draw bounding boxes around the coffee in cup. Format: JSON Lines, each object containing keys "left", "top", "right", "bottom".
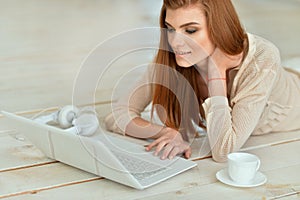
{"left": 227, "top": 152, "right": 261, "bottom": 184}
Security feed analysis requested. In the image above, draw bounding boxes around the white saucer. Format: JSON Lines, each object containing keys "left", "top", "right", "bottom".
{"left": 216, "top": 168, "right": 267, "bottom": 188}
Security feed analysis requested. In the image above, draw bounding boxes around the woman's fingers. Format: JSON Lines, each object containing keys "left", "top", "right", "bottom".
{"left": 184, "top": 147, "right": 192, "bottom": 159}
{"left": 161, "top": 144, "right": 174, "bottom": 159}
{"left": 168, "top": 145, "right": 191, "bottom": 159}
{"left": 147, "top": 140, "right": 192, "bottom": 159}
{"left": 145, "top": 129, "right": 192, "bottom": 160}
{"left": 154, "top": 140, "right": 169, "bottom": 156}
{"left": 162, "top": 143, "right": 192, "bottom": 160}
{"left": 146, "top": 137, "right": 164, "bottom": 151}
{"left": 146, "top": 137, "right": 169, "bottom": 156}
{"left": 168, "top": 146, "right": 181, "bottom": 159}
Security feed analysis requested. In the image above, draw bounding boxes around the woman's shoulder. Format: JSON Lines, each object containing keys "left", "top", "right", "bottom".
{"left": 245, "top": 33, "right": 281, "bottom": 71}
{"left": 232, "top": 33, "right": 282, "bottom": 85}
{"left": 248, "top": 33, "right": 280, "bottom": 61}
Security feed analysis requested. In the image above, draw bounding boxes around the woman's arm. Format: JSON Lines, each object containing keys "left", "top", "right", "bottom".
{"left": 142, "top": 49, "right": 244, "bottom": 161}
{"left": 105, "top": 66, "right": 154, "bottom": 135}
{"left": 125, "top": 117, "right": 165, "bottom": 139}
{"left": 204, "top": 47, "right": 279, "bottom": 162}
{"left": 104, "top": 65, "right": 192, "bottom": 159}
{"left": 126, "top": 117, "right": 192, "bottom": 159}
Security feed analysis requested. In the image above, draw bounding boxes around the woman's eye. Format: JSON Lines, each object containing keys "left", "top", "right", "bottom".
{"left": 167, "top": 28, "right": 175, "bottom": 33}
{"left": 186, "top": 29, "right": 197, "bottom": 34}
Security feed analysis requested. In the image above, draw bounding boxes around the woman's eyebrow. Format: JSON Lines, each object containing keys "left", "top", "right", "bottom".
{"left": 165, "top": 21, "right": 200, "bottom": 28}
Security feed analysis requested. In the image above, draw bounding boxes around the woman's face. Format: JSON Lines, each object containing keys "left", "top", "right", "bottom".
{"left": 165, "top": 4, "right": 215, "bottom": 68}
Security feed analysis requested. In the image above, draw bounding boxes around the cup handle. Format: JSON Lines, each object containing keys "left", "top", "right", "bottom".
{"left": 256, "top": 159, "right": 261, "bottom": 171}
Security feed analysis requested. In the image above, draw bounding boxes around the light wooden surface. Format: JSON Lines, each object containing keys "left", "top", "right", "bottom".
{"left": 1, "top": 0, "right": 300, "bottom": 199}
{"left": 1, "top": 105, "right": 300, "bottom": 200}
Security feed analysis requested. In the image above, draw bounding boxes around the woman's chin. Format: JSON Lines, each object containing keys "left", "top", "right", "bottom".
{"left": 175, "top": 60, "right": 194, "bottom": 68}
{"left": 175, "top": 56, "right": 208, "bottom": 68}
{"left": 178, "top": 64, "right": 193, "bottom": 68}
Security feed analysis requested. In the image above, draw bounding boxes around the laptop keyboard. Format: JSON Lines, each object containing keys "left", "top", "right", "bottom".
{"left": 111, "top": 150, "right": 168, "bottom": 181}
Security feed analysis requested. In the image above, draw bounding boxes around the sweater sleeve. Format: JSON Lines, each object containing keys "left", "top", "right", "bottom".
{"left": 104, "top": 66, "right": 154, "bottom": 135}
{"left": 203, "top": 53, "right": 279, "bottom": 162}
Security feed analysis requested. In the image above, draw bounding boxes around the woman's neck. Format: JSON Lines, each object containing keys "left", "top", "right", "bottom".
{"left": 195, "top": 58, "right": 209, "bottom": 81}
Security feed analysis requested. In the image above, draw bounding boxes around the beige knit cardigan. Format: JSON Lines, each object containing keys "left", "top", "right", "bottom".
{"left": 105, "top": 33, "right": 300, "bottom": 162}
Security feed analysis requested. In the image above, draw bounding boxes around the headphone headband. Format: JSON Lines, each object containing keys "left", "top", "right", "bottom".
{"left": 34, "top": 105, "right": 99, "bottom": 136}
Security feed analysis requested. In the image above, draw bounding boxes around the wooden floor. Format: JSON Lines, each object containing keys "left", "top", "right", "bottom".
{"left": 1, "top": 0, "right": 300, "bottom": 199}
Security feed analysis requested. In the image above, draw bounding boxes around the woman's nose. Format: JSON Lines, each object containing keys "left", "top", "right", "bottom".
{"left": 168, "top": 32, "right": 185, "bottom": 48}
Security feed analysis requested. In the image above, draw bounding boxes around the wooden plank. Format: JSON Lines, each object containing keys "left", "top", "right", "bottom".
{"left": 0, "top": 163, "right": 98, "bottom": 199}
{"left": 0, "top": 0, "right": 159, "bottom": 113}
{"left": 242, "top": 130, "right": 300, "bottom": 151}
{"left": 1, "top": 140, "right": 299, "bottom": 200}
{"left": 245, "top": 141, "right": 300, "bottom": 172}
{"left": 0, "top": 159, "right": 225, "bottom": 200}
{"left": 232, "top": 0, "right": 300, "bottom": 59}
{"left": 0, "top": 135, "right": 52, "bottom": 171}
{"left": 140, "top": 164, "right": 300, "bottom": 200}
{"left": 0, "top": 42, "right": 153, "bottom": 111}
{"left": 275, "top": 194, "right": 300, "bottom": 200}
{"left": 188, "top": 130, "right": 300, "bottom": 160}
{"left": 264, "top": 166, "right": 300, "bottom": 199}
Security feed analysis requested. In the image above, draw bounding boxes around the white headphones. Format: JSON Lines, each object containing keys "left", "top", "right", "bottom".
{"left": 34, "top": 105, "right": 99, "bottom": 136}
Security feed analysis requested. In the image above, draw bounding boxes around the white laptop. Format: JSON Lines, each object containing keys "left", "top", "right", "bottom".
{"left": 1, "top": 111, "right": 197, "bottom": 190}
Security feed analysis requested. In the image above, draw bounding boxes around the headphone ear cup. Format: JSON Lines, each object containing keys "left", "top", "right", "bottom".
{"left": 72, "top": 113, "right": 99, "bottom": 136}
{"left": 57, "top": 105, "right": 79, "bottom": 128}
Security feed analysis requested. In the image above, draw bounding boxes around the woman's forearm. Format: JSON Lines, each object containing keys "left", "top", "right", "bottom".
{"left": 125, "top": 117, "right": 165, "bottom": 139}
{"left": 207, "top": 59, "right": 227, "bottom": 97}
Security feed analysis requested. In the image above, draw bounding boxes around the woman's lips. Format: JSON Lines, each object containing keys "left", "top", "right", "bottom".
{"left": 174, "top": 51, "right": 192, "bottom": 56}
{"left": 174, "top": 50, "right": 192, "bottom": 57}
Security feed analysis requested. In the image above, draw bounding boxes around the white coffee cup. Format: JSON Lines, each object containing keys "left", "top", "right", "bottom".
{"left": 227, "top": 152, "right": 261, "bottom": 184}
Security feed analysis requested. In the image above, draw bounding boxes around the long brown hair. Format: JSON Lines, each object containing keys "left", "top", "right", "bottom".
{"left": 152, "top": 0, "right": 247, "bottom": 141}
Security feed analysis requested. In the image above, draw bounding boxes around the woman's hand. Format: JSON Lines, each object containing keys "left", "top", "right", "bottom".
{"left": 145, "top": 127, "right": 192, "bottom": 160}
